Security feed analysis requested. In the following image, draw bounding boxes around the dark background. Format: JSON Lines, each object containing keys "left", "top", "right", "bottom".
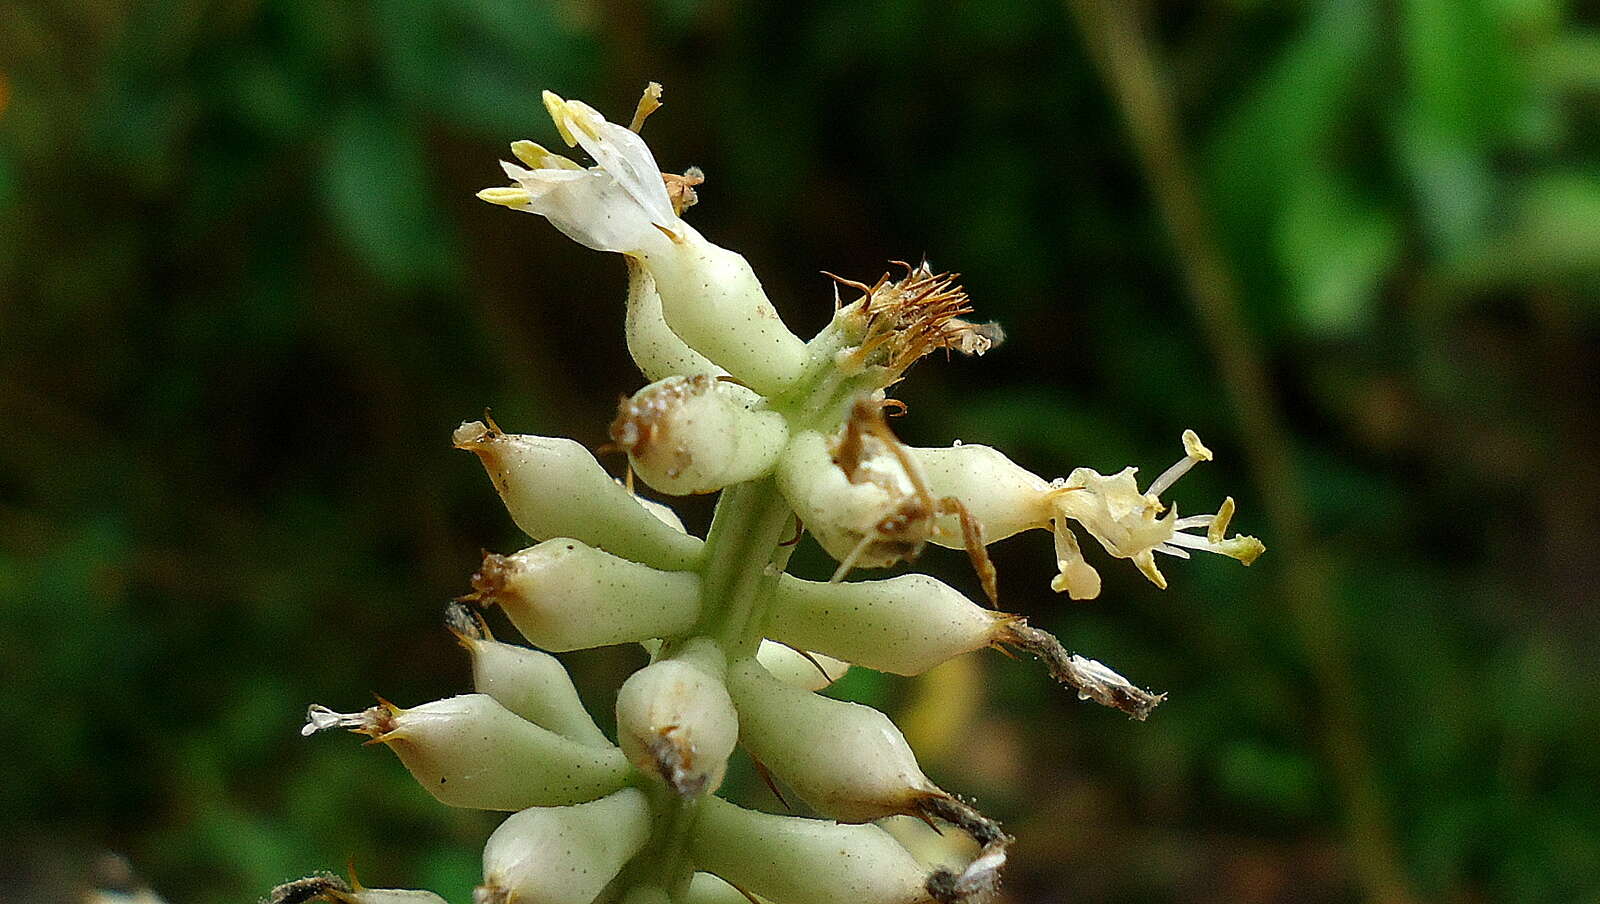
{"left": 3, "top": 0, "right": 1599, "bottom": 902}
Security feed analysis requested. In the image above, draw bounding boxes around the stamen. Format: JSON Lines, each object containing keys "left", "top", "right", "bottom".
{"left": 628, "top": 82, "right": 664, "bottom": 132}
{"left": 1174, "top": 514, "right": 1214, "bottom": 530}
{"left": 1146, "top": 429, "right": 1213, "bottom": 498}
{"left": 1153, "top": 544, "right": 1191, "bottom": 558}
{"left": 1162, "top": 531, "right": 1214, "bottom": 551}
{"left": 1208, "top": 496, "right": 1236, "bottom": 544}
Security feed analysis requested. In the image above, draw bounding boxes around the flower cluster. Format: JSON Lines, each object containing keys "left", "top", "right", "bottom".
{"left": 278, "top": 85, "right": 1262, "bottom": 904}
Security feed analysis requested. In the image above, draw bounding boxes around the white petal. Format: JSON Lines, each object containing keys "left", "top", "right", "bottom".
{"left": 544, "top": 93, "right": 677, "bottom": 229}
{"left": 507, "top": 167, "right": 670, "bottom": 254}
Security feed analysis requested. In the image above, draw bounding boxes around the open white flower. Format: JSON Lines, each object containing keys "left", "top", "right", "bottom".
{"left": 915, "top": 430, "right": 1263, "bottom": 599}
{"left": 1048, "top": 430, "right": 1264, "bottom": 595}
{"left": 478, "top": 87, "right": 807, "bottom": 395}
{"left": 478, "top": 92, "right": 680, "bottom": 256}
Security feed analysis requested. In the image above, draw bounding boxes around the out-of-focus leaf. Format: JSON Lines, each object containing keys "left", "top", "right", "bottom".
{"left": 320, "top": 105, "right": 458, "bottom": 288}
{"left": 1396, "top": 0, "right": 1524, "bottom": 257}
{"left": 1276, "top": 167, "right": 1401, "bottom": 335}
{"left": 0, "top": 148, "right": 14, "bottom": 208}
{"left": 1205, "top": 0, "right": 1380, "bottom": 329}
{"left": 1452, "top": 170, "right": 1600, "bottom": 287}
{"left": 1531, "top": 32, "right": 1600, "bottom": 92}
{"left": 1214, "top": 740, "right": 1320, "bottom": 817}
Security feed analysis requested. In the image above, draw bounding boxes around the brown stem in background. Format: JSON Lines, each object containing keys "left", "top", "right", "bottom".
{"left": 1063, "top": 1, "right": 1418, "bottom": 901}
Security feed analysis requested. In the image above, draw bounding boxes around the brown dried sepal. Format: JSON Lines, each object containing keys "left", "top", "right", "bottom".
{"left": 995, "top": 620, "right": 1166, "bottom": 720}
{"left": 829, "top": 399, "right": 1001, "bottom": 604}
{"left": 464, "top": 552, "right": 514, "bottom": 606}
{"left": 828, "top": 261, "right": 1005, "bottom": 380}
{"left": 915, "top": 794, "right": 1011, "bottom": 904}
{"left": 472, "top": 884, "right": 510, "bottom": 904}
{"left": 608, "top": 375, "right": 712, "bottom": 479}
{"left": 663, "top": 166, "right": 704, "bottom": 215}
{"left": 265, "top": 873, "right": 347, "bottom": 904}
{"left": 645, "top": 726, "right": 708, "bottom": 797}
{"left": 451, "top": 418, "right": 519, "bottom": 503}
{"left": 444, "top": 600, "right": 490, "bottom": 644}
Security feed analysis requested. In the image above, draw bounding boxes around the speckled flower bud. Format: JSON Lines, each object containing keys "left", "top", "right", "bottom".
{"left": 303, "top": 695, "right": 628, "bottom": 810}
{"left": 454, "top": 421, "right": 702, "bottom": 571}
{"left": 470, "top": 539, "right": 700, "bottom": 651}
{"left": 625, "top": 259, "right": 726, "bottom": 382}
{"left": 913, "top": 442, "right": 1052, "bottom": 543}
{"left": 610, "top": 376, "right": 789, "bottom": 496}
{"left": 755, "top": 640, "right": 848, "bottom": 690}
{"left": 478, "top": 788, "right": 652, "bottom": 904}
{"left": 775, "top": 429, "right": 924, "bottom": 570}
{"left": 446, "top": 604, "right": 611, "bottom": 748}
{"left": 727, "top": 659, "right": 941, "bottom": 822}
{"left": 682, "top": 872, "right": 751, "bottom": 904}
{"left": 690, "top": 797, "right": 930, "bottom": 904}
{"left": 768, "top": 573, "right": 1007, "bottom": 676}
{"left": 620, "top": 887, "right": 672, "bottom": 904}
{"left": 630, "top": 489, "right": 690, "bottom": 532}
{"left": 638, "top": 222, "right": 807, "bottom": 397}
{"left": 615, "top": 639, "right": 739, "bottom": 796}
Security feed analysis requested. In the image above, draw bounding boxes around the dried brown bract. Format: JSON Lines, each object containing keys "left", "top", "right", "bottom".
{"left": 829, "top": 398, "right": 999, "bottom": 604}
{"left": 830, "top": 261, "right": 1005, "bottom": 380}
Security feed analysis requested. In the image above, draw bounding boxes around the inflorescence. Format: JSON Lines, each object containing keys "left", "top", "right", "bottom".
{"left": 275, "top": 84, "right": 1262, "bottom": 904}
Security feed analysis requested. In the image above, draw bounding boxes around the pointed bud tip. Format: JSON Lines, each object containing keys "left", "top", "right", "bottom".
{"left": 469, "top": 553, "right": 513, "bottom": 603}
{"left": 452, "top": 420, "right": 490, "bottom": 448}
{"left": 444, "top": 601, "right": 487, "bottom": 644}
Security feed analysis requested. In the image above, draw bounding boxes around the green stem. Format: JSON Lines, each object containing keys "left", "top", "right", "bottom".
{"left": 631, "top": 330, "right": 879, "bottom": 897}
{"left": 697, "top": 478, "right": 798, "bottom": 658}
{"left": 632, "top": 476, "right": 796, "bottom": 898}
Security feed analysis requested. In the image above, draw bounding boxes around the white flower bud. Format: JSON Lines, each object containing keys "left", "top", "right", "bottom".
{"left": 620, "top": 887, "right": 672, "bottom": 904}
{"left": 767, "top": 573, "right": 1006, "bottom": 676}
{"left": 628, "top": 488, "right": 689, "bottom": 532}
{"left": 610, "top": 376, "right": 789, "bottom": 495}
{"left": 625, "top": 259, "right": 726, "bottom": 382}
{"left": 478, "top": 788, "right": 652, "bottom": 904}
{"left": 470, "top": 539, "right": 701, "bottom": 652}
{"left": 727, "top": 659, "right": 941, "bottom": 822}
{"left": 682, "top": 872, "right": 751, "bottom": 904}
{"left": 478, "top": 93, "right": 679, "bottom": 257}
{"left": 446, "top": 604, "right": 611, "bottom": 748}
{"left": 453, "top": 421, "right": 702, "bottom": 571}
{"left": 913, "top": 443, "right": 1052, "bottom": 544}
{"left": 303, "top": 695, "right": 628, "bottom": 810}
{"left": 690, "top": 797, "right": 929, "bottom": 904}
{"left": 775, "top": 429, "right": 920, "bottom": 570}
{"left": 755, "top": 639, "right": 848, "bottom": 691}
{"left": 638, "top": 222, "right": 807, "bottom": 397}
{"left": 615, "top": 640, "right": 739, "bottom": 796}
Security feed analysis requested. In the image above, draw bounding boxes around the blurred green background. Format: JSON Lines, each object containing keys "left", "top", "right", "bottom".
{"left": 3, "top": 0, "right": 1599, "bottom": 902}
